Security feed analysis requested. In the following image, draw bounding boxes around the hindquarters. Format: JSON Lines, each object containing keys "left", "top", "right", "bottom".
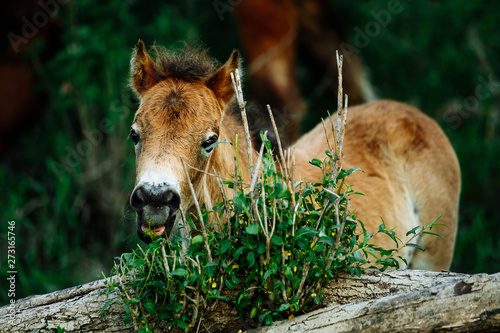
{"left": 394, "top": 108, "right": 461, "bottom": 270}
{"left": 294, "top": 100, "right": 461, "bottom": 270}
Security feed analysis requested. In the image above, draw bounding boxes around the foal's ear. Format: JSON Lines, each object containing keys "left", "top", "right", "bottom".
{"left": 207, "top": 50, "right": 240, "bottom": 105}
{"left": 130, "top": 40, "right": 158, "bottom": 97}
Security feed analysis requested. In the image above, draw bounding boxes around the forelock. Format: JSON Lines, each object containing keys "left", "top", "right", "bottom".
{"left": 149, "top": 44, "right": 220, "bottom": 83}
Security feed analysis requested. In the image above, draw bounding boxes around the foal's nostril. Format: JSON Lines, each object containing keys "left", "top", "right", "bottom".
{"left": 164, "top": 190, "right": 180, "bottom": 211}
{"left": 130, "top": 187, "right": 146, "bottom": 211}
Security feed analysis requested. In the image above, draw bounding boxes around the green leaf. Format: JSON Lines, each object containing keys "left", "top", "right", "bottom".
{"left": 201, "top": 140, "right": 230, "bottom": 154}
{"left": 130, "top": 258, "right": 146, "bottom": 267}
{"left": 268, "top": 182, "right": 283, "bottom": 198}
{"left": 100, "top": 299, "right": 115, "bottom": 316}
{"left": 318, "top": 236, "right": 335, "bottom": 246}
{"left": 246, "top": 223, "right": 260, "bottom": 235}
{"left": 171, "top": 268, "right": 189, "bottom": 277}
{"left": 422, "top": 231, "right": 444, "bottom": 238}
{"left": 406, "top": 226, "right": 421, "bottom": 236}
{"left": 271, "top": 235, "right": 283, "bottom": 245}
{"left": 346, "top": 167, "right": 363, "bottom": 176}
{"left": 122, "top": 302, "right": 131, "bottom": 324}
{"left": 222, "top": 180, "right": 235, "bottom": 188}
{"left": 277, "top": 189, "right": 292, "bottom": 199}
{"left": 309, "top": 158, "right": 323, "bottom": 168}
{"left": 250, "top": 307, "right": 258, "bottom": 319}
{"left": 257, "top": 243, "right": 267, "bottom": 255}
{"left": 143, "top": 300, "right": 158, "bottom": 316}
{"left": 295, "top": 226, "right": 319, "bottom": 239}
{"left": 247, "top": 251, "right": 256, "bottom": 267}
{"left": 166, "top": 302, "right": 183, "bottom": 312}
{"left": 177, "top": 319, "right": 187, "bottom": 329}
{"left": 191, "top": 235, "right": 204, "bottom": 244}
{"left": 128, "top": 297, "right": 141, "bottom": 304}
{"left": 337, "top": 169, "right": 347, "bottom": 180}
{"left": 204, "top": 262, "right": 218, "bottom": 277}
{"left": 277, "top": 303, "right": 290, "bottom": 312}
{"left": 406, "top": 243, "right": 425, "bottom": 251}
{"left": 185, "top": 214, "right": 199, "bottom": 232}
{"left": 225, "top": 279, "right": 235, "bottom": 290}
{"left": 265, "top": 314, "right": 273, "bottom": 326}
{"left": 207, "top": 295, "right": 230, "bottom": 301}
{"left": 219, "top": 239, "right": 231, "bottom": 254}
{"left": 234, "top": 246, "right": 247, "bottom": 260}
{"left": 429, "top": 213, "right": 443, "bottom": 225}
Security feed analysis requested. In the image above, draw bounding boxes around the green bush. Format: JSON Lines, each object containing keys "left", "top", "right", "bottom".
{"left": 102, "top": 128, "right": 442, "bottom": 331}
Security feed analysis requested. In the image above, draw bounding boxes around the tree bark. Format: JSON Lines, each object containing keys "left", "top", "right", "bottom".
{"left": 1, "top": 270, "right": 499, "bottom": 332}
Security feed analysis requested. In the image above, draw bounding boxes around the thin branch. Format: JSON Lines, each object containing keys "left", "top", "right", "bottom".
{"left": 212, "top": 167, "right": 231, "bottom": 237}
{"left": 333, "top": 199, "right": 349, "bottom": 255}
{"left": 267, "top": 104, "right": 289, "bottom": 179}
{"left": 336, "top": 51, "right": 343, "bottom": 138}
{"left": 160, "top": 241, "right": 171, "bottom": 276}
{"left": 233, "top": 155, "right": 239, "bottom": 224}
{"left": 231, "top": 69, "right": 254, "bottom": 171}
{"left": 321, "top": 118, "right": 334, "bottom": 154}
{"left": 185, "top": 161, "right": 250, "bottom": 186}
{"left": 250, "top": 131, "right": 267, "bottom": 193}
{"left": 180, "top": 156, "right": 212, "bottom": 262}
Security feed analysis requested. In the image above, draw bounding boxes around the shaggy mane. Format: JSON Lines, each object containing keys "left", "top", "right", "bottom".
{"left": 149, "top": 44, "right": 220, "bottom": 83}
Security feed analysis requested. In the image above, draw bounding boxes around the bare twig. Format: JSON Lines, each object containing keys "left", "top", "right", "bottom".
{"left": 191, "top": 290, "right": 200, "bottom": 327}
{"left": 180, "top": 156, "right": 212, "bottom": 262}
{"left": 233, "top": 155, "right": 239, "bottom": 224}
{"left": 231, "top": 69, "right": 254, "bottom": 172}
{"left": 336, "top": 51, "right": 343, "bottom": 140}
{"left": 321, "top": 118, "right": 334, "bottom": 154}
{"left": 184, "top": 162, "right": 250, "bottom": 186}
{"left": 160, "top": 241, "right": 171, "bottom": 276}
{"left": 332, "top": 199, "right": 349, "bottom": 255}
{"left": 212, "top": 167, "right": 231, "bottom": 237}
{"left": 250, "top": 131, "right": 267, "bottom": 193}
{"left": 267, "top": 104, "right": 289, "bottom": 179}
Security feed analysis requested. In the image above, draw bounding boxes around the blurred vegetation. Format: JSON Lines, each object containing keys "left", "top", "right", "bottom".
{"left": 1, "top": 0, "right": 499, "bottom": 305}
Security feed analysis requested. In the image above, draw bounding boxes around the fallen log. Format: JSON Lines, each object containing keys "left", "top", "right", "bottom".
{"left": 1, "top": 270, "right": 499, "bottom": 332}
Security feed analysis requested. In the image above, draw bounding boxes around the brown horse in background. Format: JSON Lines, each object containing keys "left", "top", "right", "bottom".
{"left": 234, "top": 0, "right": 375, "bottom": 145}
{"left": 128, "top": 41, "right": 460, "bottom": 271}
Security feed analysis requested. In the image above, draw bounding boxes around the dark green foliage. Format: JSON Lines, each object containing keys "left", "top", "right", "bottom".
{"left": 102, "top": 136, "right": 441, "bottom": 331}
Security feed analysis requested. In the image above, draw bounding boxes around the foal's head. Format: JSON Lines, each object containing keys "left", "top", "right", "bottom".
{"left": 128, "top": 41, "right": 239, "bottom": 243}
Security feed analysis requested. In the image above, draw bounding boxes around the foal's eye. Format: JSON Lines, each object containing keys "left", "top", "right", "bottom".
{"left": 130, "top": 129, "right": 140, "bottom": 145}
{"left": 201, "top": 135, "right": 218, "bottom": 153}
